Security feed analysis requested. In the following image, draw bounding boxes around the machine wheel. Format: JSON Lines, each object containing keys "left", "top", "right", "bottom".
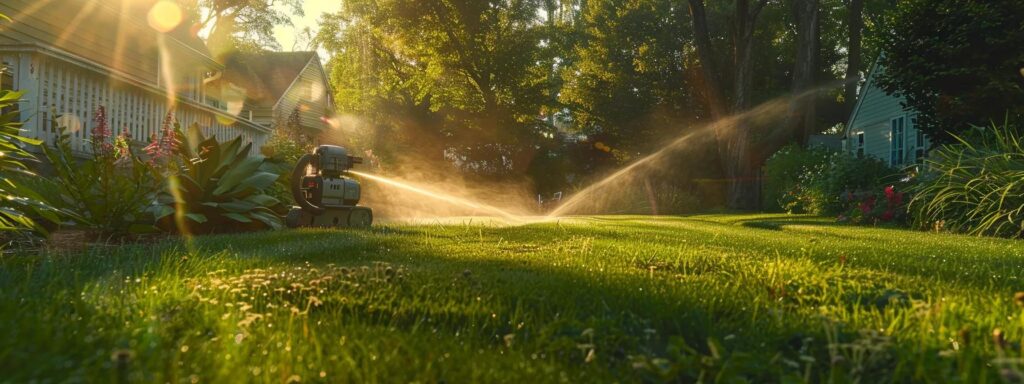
{"left": 348, "top": 207, "right": 373, "bottom": 228}
{"left": 286, "top": 208, "right": 303, "bottom": 228}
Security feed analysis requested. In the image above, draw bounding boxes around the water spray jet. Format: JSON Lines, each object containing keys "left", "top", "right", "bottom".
{"left": 349, "top": 170, "right": 537, "bottom": 223}
{"left": 546, "top": 87, "right": 833, "bottom": 217}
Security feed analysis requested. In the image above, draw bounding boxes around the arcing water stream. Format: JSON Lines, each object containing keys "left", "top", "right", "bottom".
{"left": 348, "top": 170, "right": 534, "bottom": 222}
{"left": 351, "top": 88, "right": 826, "bottom": 222}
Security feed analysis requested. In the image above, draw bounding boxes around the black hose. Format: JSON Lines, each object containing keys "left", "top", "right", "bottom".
{"left": 291, "top": 154, "right": 325, "bottom": 215}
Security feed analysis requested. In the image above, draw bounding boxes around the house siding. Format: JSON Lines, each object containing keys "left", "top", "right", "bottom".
{"left": 275, "top": 58, "right": 332, "bottom": 133}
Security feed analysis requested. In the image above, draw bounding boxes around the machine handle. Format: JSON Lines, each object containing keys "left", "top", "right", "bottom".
{"left": 291, "top": 154, "right": 325, "bottom": 215}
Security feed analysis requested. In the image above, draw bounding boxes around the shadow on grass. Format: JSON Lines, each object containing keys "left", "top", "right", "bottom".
{"left": 2, "top": 216, "right": 1022, "bottom": 382}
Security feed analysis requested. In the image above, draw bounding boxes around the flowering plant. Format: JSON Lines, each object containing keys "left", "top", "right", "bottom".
{"left": 40, "top": 106, "right": 160, "bottom": 237}
{"left": 837, "top": 185, "right": 908, "bottom": 225}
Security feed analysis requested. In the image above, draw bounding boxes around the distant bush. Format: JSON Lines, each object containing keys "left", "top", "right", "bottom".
{"left": 762, "top": 144, "right": 832, "bottom": 212}
{"left": 797, "top": 154, "right": 897, "bottom": 215}
{"left": 838, "top": 185, "right": 909, "bottom": 226}
{"left": 909, "top": 121, "right": 1024, "bottom": 238}
{"left": 260, "top": 107, "right": 316, "bottom": 207}
{"left": 766, "top": 144, "right": 897, "bottom": 216}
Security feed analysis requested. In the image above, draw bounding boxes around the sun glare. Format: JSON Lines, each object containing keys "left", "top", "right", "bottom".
{"left": 147, "top": 0, "right": 183, "bottom": 33}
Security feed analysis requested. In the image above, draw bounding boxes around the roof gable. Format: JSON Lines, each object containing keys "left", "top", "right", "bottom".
{"left": 846, "top": 56, "right": 882, "bottom": 131}
{"left": 221, "top": 51, "right": 319, "bottom": 108}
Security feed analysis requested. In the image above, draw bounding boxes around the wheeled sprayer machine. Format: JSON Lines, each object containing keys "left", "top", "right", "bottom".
{"left": 286, "top": 145, "right": 373, "bottom": 228}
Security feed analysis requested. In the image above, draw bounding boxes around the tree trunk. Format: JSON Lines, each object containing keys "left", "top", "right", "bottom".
{"left": 688, "top": 0, "right": 727, "bottom": 119}
{"left": 688, "top": 0, "right": 767, "bottom": 211}
{"left": 729, "top": 0, "right": 767, "bottom": 210}
{"left": 843, "top": 0, "right": 864, "bottom": 115}
{"left": 790, "top": 0, "right": 820, "bottom": 146}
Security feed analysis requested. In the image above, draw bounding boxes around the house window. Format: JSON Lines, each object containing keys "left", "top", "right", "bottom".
{"left": 1, "top": 59, "right": 13, "bottom": 91}
{"left": 856, "top": 132, "right": 865, "bottom": 159}
{"left": 890, "top": 116, "right": 905, "bottom": 166}
{"left": 913, "top": 117, "right": 925, "bottom": 163}
{"left": 1, "top": 60, "right": 16, "bottom": 118}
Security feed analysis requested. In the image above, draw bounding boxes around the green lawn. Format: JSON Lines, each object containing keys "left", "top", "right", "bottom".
{"left": 2, "top": 214, "right": 1023, "bottom": 382}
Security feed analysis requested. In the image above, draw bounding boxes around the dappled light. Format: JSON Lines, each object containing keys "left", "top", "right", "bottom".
{"left": 1, "top": 0, "right": 1023, "bottom": 382}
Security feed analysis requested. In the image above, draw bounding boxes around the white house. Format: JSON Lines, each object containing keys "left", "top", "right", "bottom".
{"left": 844, "top": 59, "right": 929, "bottom": 167}
{"left": 0, "top": 0, "right": 333, "bottom": 157}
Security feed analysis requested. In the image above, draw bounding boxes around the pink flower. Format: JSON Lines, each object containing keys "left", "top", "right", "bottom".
{"left": 91, "top": 106, "right": 114, "bottom": 156}
{"left": 145, "top": 110, "right": 179, "bottom": 165}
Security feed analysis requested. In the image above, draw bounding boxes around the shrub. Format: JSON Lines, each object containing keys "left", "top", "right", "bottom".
{"left": 260, "top": 107, "right": 316, "bottom": 207}
{"left": 796, "top": 154, "right": 897, "bottom": 215}
{"left": 838, "top": 185, "right": 909, "bottom": 225}
{"left": 40, "top": 107, "right": 158, "bottom": 237}
{"left": 768, "top": 144, "right": 897, "bottom": 216}
{"left": 152, "top": 124, "right": 285, "bottom": 234}
{"left": 909, "top": 121, "right": 1024, "bottom": 238}
{"left": 0, "top": 90, "right": 60, "bottom": 236}
{"left": 763, "top": 144, "right": 833, "bottom": 212}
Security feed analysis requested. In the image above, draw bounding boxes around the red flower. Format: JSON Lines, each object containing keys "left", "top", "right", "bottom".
{"left": 880, "top": 210, "right": 894, "bottom": 221}
{"left": 892, "top": 191, "right": 904, "bottom": 206}
{"left": 884, "top": 185, "right": 895, "bottom": 200}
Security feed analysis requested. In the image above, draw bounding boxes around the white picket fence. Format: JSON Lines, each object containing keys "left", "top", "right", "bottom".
{"left": 1, "top": 47, "right": 269, "bottom": 157}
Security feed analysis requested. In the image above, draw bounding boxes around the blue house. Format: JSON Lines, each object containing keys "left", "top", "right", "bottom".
{"left": 844, "top": 59, "right": 929, "bottom": 167}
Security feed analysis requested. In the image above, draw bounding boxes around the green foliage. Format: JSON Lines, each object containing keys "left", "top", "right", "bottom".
{"left": 560, "top": 0, "right": 692, "bottom": 150}
{"left": 779, "top": 149, "right": 895, "bottom": 215}
{"left": 317, "top": 0, "right": 550, "bottom": 174}
{"left": 876, "top": 0, "right": 1024, "bottom": 143}
{"left": 909, "top": 121, "right": 1024, "bottom": 237}
{"left": 0, "top": 90, "right": 59, "bottom": 235}
{"left": 3, "top": 215, "right": 1024, "bottom": 381}
{"left": 153, "top": 124, "right": 284, "bottom": 234}
{"left": 260, "top": 108, "right": 316, "bottom": 207}
{"left": 838, "top": 185, "right": 908, "bottom": 225}
{"left": 763, "top": 144, "right": 833, "bottom": 211}
{"left": 179, "top": 0, "right": 303, "bottom": 52}
{"left": 40, "top": 123, "right": 156, "bottom": 237}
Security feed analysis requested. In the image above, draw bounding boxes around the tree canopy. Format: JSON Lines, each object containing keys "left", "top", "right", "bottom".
{"left": 876, "top": 0, "right": 1024, "bottom": 143}
{"left": 311, "top": 0, "right": 911, "bottom": 208}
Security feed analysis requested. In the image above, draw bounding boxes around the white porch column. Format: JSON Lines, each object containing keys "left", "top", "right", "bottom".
{"left": 14, "top": 53, "right": 41, "bottom": 141}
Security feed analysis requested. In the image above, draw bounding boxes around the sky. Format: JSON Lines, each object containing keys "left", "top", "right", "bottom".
{"left": 272, "top": 1, "right": 342, "bottom": 53}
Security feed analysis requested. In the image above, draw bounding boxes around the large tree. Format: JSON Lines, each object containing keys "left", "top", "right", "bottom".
{"left": 876, "top": 0, "right": 1024, "bottom": 143}
{"left": 687, "top": 0, "right": 772, "bottom": 209}
{"left": 318, "top": 0, "right": 549, "bottom": 177}
{"left": 177, "top": 0, "right": 303, "bottom": 54}
{"left": 561, "top": 0, "right": 693, "bottom": 153}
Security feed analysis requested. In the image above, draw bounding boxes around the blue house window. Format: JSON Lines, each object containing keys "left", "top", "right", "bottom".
{"left": 856, "top": 132, "right": 865, "bottom": 159}
{"left": 890, "top": 116, "right": 905, "bottom": 166}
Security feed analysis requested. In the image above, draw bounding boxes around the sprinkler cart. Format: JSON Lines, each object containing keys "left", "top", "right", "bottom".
{"left": 286, "top": 145, "right": 373, "bottom": 228}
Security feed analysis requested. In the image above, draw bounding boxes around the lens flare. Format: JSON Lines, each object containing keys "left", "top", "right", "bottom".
{"left": 148, "top": 1, "right": 183, "bottom": 33}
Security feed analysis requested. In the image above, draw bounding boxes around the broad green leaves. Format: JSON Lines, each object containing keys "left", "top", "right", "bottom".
{"left": 153, "top": 124, "right": 284, "bottom": 234}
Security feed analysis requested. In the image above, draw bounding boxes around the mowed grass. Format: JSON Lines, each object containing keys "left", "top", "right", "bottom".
{"left": 2, "top": 214, "right": 1023, "bottom": 383}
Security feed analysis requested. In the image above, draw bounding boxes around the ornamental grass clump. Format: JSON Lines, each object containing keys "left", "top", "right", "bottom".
{"left": 909, "top": 120, "right": 1024, "bottom": 238}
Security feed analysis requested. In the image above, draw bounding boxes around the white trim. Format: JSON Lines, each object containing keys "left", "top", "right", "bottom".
{"left": 845, "top": 56, "right": 882, "bottom": 141}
